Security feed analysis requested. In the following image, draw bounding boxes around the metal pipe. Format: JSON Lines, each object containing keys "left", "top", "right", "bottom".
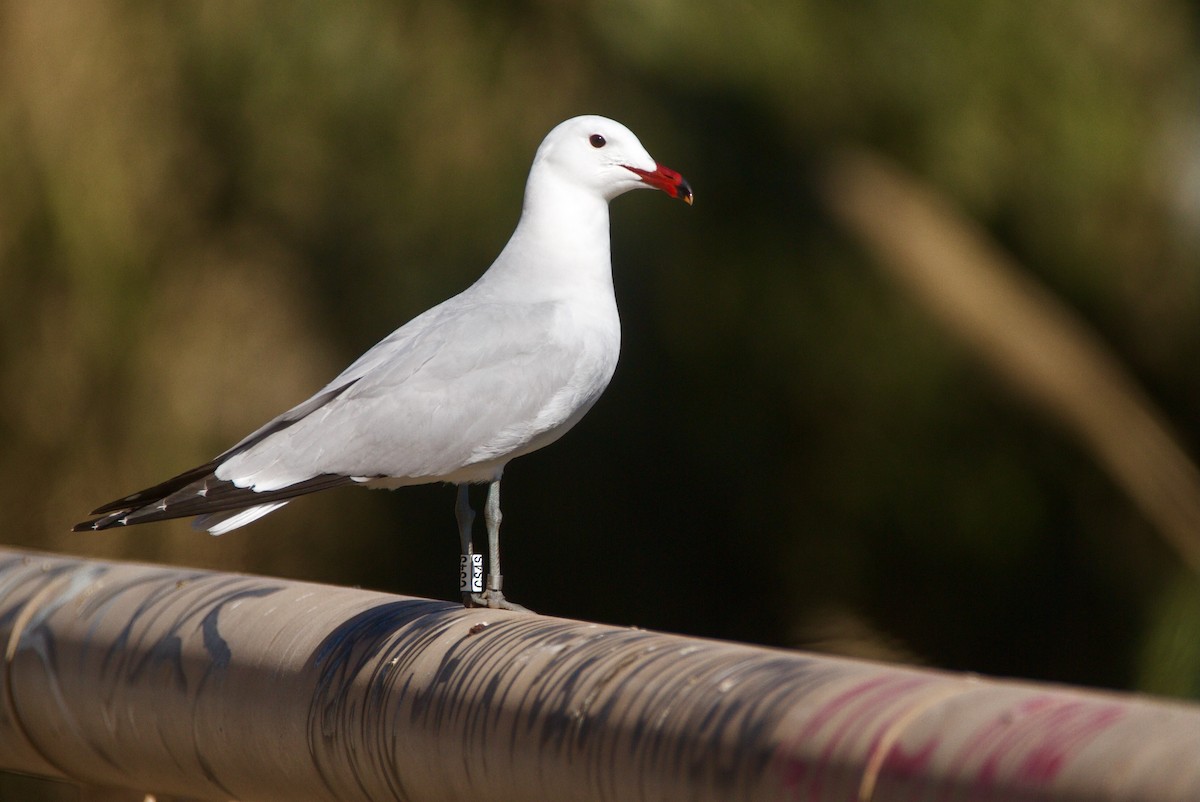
{"left": 1, "top": 548, "right": 1197, "bottom": 801}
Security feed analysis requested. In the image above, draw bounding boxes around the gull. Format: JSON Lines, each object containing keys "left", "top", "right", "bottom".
{"left": 74, "top": 115, "right": 692, "bottom": 609}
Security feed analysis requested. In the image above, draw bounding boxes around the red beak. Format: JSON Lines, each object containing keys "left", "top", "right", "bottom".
{"left": 625, "top": 163, "right": 694, "bottom": 205}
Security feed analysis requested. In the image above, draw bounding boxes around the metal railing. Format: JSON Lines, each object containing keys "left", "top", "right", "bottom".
{"left": 1, "top": 547, "right": 1198, "bottom": 801}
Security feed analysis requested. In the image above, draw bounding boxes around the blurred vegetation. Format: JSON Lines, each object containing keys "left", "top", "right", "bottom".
{"left": 3, "top": 0, "right": 1200, "bottom": 719}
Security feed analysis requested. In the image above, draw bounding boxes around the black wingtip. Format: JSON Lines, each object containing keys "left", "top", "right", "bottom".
{"left": 73, "top": 472, "right": 359, "bottom": 534}
{"left": 72, "top": 514, "right": 119, "bottom": 532}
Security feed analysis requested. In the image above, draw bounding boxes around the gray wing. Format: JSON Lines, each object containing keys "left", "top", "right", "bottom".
{"left": 76, "top": 292, "right": 611, "bottom": 533}
{"left": 70, "top": 294, "right": 585, "bottom": 533}
{"left": 213, "top": 295, "right": 610, "bottom": 488}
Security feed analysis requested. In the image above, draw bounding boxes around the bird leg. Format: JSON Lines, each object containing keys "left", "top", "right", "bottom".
{"left": 486, "top": 479, "right": 502, "bottom": 596}
{"left": 467, "top": 479, "right": 528, "bottom": 611}
{"left": 456, "top": 484, "right": 482, "bottom": 606}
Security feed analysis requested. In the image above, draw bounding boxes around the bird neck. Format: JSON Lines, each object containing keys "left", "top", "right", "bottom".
{"left": 481, "top": 171, "right": 615, "bottom": 301}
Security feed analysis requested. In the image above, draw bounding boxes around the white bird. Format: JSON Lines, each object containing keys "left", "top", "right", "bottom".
{"left": 75, "top": 115, "right": 692, "bottom": 609}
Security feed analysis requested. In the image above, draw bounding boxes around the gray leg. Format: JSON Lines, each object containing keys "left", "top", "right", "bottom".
{"left": 475, "top": 479, "right": 528, "bottom": 611}
{"left": 485, "top": 479, "right": 502, "bottom": 596}
{"left": 455, "top": 484, "right": 474, "bottom": 555}
{"left": 456, "top": 485, "right": 476, "bottom": 606}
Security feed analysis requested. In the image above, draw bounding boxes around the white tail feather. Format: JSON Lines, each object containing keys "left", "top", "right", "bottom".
{"left": 194, "top": 501, "right": 290, "bottom": 535}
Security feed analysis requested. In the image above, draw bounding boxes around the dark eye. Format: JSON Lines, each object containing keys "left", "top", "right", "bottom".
{"left": 589, "top": 134, "right": 606, "bottom": 148}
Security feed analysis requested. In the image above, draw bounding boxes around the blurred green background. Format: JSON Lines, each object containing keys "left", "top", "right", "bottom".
{"left": 3, "top": 0, "right": 1200, "bottom": 712}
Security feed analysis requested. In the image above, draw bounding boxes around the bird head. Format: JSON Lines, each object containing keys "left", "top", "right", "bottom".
{"left": 533, "top": 115, "right": 693, "bottom": 205}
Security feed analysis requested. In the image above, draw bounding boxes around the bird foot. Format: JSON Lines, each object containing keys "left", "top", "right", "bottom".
{"left": 465, "top": 590, "right": 530, "bottom": 612}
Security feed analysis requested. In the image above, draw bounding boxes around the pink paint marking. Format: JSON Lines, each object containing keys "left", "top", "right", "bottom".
{"left": 1015, "top": 700, "right": 1125, "bottom": 785}
{"left": 881, "top": 736, "right": 939, "bottom": 778}
{"left": 948, "top": 695, "right": 1127, "bottom": 801}
{"left": 772, "top": 672, "right": 942, "bottom": 801}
